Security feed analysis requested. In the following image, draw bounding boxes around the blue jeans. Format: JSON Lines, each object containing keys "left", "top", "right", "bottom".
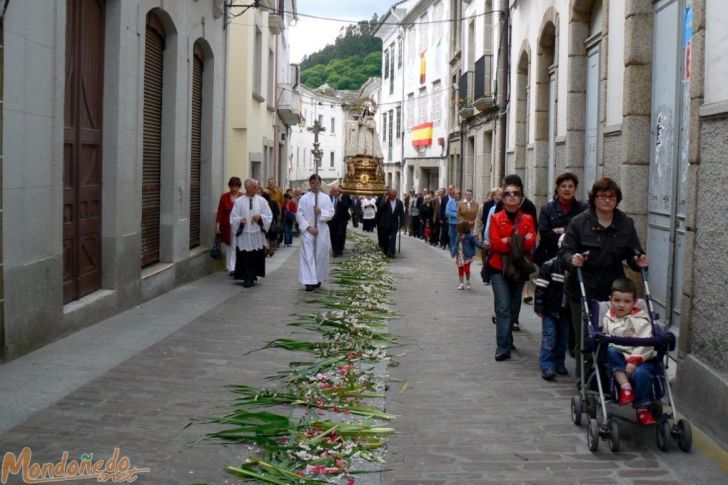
{"left": 283, "top": 220, "right": 294, "bottom": 246}
{"left": 490, "top": 273, "right": 525, "bottom": 356}
{"left": 448, "top": 223, "right": 458, "bottom": 257}
{"left": 539, "top": 313, "right": 569, "bottom": 371}
{"left": 607, "top": 347, "right": 660, "bottom": 407}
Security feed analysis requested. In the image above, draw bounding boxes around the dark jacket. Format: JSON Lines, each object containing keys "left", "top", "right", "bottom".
{"left": 535, "top": 256, "right": 568, "bottom": 319}
{"left": 560, "top": 208, "right": 643, "bottom": 301}
{"left": 439, "top": 194, "right": 450, "bottom": 222}
{"left": 537, "top": 197, "right": 589, "bottom": 261}
{"left": 330, "top": 193, "right": 351, "bottom": 224}
{"left": 376, "top": 198, "right": 405, "bottom": 230}
{"left": 419, "top": 203, "right": 434, "bottom": 227}
{"left": 456, "top": 233, "right": 483, "bottom": 260}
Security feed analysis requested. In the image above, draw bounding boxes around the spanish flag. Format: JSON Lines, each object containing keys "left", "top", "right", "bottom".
{"left": 419, "top": 52, "right": 426, "bottom": 84}
{"left": 411, "top": 122, "right": 433, "bottom": 147}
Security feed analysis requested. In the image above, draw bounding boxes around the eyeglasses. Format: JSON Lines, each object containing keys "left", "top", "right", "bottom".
{"left": 503, "top": 191, "right": 521, "bottom": 197}
{"left": 596, "top": 194, "right": 617, "bottom": 201}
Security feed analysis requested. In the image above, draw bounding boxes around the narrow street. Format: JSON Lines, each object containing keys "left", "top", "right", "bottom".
{"left": 0, "top": 230, "right": 726, "bottom": 484}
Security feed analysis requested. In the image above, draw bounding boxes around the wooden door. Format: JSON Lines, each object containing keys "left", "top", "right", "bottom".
{"left": 141, "top": 13, "right": 165, "bottom": 267}
{"left": 63, "top": 0, "right": 105, "bottom": 303}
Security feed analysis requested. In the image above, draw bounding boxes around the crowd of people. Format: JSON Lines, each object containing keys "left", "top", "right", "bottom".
{"left": 216, "top": 171, "right": 656, "bottom": 424}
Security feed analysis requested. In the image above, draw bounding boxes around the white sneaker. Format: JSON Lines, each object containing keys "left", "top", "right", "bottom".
{"left": 465, "top": 281, "right": 472, "bottom": 290}
{"left": 457, "top": 283, "right": 464, "bottom": 290}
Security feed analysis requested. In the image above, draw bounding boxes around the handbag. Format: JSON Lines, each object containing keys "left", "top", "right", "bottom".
{"left": 501, "top": 215, "right": 536, "bottom": 281}
{"left": 210, "top": 235, "right": 223, "bottom": 260}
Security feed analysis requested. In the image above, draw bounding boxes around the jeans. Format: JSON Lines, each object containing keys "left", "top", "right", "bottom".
{"left": 606, "top": 347, "right": 660, "bottom": 407}
{"left": 283, "top": 220, "right": 294, "bottom": 246}
{"left": 539, "top": 313, "right": 569, "bottom": 371}
{"left": 448, "top": 223, "right": 458, "bottom": 257}
{"left": 490, "top": 273, "right": 525, "bottom": 356}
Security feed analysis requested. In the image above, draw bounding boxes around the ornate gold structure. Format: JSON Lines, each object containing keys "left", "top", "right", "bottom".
{"left": 341, "top": 98, "right": 386, "bottom": 197}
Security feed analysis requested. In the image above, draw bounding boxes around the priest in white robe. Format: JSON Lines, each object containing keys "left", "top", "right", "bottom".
{"left": 230, "top": 179, "right": 273, "bottom": 287}
{"left": 296, "top": 174, "right": 335, "bottom": 291}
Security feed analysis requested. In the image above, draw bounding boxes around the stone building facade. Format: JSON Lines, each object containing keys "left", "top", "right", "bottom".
{"left": 1, "top": 1, "right": 226, "bottom": 361}
{"left": 507, "top": 0, "right": 728, "bottom": 447}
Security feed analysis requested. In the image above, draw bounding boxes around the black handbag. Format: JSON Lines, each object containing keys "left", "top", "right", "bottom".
{"left": 210, "top": 235, "right": 223, "bottom": 260}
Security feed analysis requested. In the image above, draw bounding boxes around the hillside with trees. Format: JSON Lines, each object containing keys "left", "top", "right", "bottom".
{"left": 300, "top": 15, "right": 382, "bottom": 90}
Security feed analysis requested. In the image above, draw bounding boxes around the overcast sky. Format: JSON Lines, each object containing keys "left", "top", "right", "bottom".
{"left": 289, "top": 0, "right": 396, "bottom": 63}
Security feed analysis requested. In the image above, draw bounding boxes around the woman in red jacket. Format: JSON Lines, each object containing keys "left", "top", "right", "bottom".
{"left": 488, "top": 183, "right": 537, "bottom": 361}
{"left": 216, "top": 177, "right": 243, "bottom": 275}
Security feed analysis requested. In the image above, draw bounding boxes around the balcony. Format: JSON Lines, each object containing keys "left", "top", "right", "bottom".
{"left": 473, "top": 55, "right": 495, "bottom": 111}
{"left": 269, "top": 14, "right": 284, "bottom": 34}
{"left": 457, "top": 70, "right": 475, "bottom": 120}
{"left": 277, "top": 84, "right": 301, "bottom": 126}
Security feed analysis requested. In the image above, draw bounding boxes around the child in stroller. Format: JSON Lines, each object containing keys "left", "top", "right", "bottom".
{"left": 603, "top": 278, "right": 660, "bottom": 425}
{"left": 570, "top": 253, "right": 692, "bottom": 453}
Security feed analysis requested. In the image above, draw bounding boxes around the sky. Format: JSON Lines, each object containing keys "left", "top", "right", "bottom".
{"left": 289, "top": 0, "right": 397, "bottom": 63}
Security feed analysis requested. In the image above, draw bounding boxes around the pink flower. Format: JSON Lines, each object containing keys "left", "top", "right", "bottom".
{"left": 277, "top": 437, "right": 289, "bottom": 443}
{"left": 347, "top": 478, "right": 356, "bottom": 485}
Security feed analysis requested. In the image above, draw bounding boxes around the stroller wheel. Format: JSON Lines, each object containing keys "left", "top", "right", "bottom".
{"left": 608, "top": 420, "right": 620, "bottom": 453}
{"left": 571, "top": 396, "right": 583, "bottom": 426}
{"left": 656, "top": 420, "right": 672, "bottom": 451}
{"left": 587, "top": 419, "right": 600, "bottom": 452}
{"left": 587, "top": 395, "right": 598, "bottom": 419}
{"left": 676, "top": 419, "right": 693, "bottom": 452}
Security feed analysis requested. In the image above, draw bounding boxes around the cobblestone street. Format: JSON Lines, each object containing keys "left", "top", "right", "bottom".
{"left": 1, "top": 231, "right": 727, "bottom": 484}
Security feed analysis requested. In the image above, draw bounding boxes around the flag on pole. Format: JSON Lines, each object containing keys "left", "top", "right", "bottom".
{"left": 419, "top": 52, "right": 426, "bottom": 84}
{"left": 411, "top": 122, "right": 433, "bottom": 147}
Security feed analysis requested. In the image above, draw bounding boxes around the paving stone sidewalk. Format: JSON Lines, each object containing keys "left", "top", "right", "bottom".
{"left": 382, "top": 234, "right": 728, "bottom": 484}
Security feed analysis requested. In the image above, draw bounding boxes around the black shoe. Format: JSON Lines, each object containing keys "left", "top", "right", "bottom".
{"left": 512, "top": 322, "right": 520, "bottom": 331}
{"left": 523, "top": 296, "right": 533, "bottom": 304}
{"left": 511, "top": 343, "right": 517, "bottom": 351}
{"left": 242, "top": 281, "right": 252, "bottom": 288}
{"left": 305, "top": 285, "right": 315, "bottom": 292}
{"left": 495, "top": 353, "right": 511, "bottom": 362}
{"left": 491, "top": 315, "right": 496, "bottom": 324}
{"left": 542, "top": 369, "right": 557, "bottom": 381}
{"left": 315, "top": 282, "right": 321, "bottom": 288}
{"left": 556, "top": 366, "right": 569, "bottom": 376}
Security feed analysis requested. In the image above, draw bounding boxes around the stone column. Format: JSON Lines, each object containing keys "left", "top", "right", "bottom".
{"left": 0, "top": 17, "right": 5, "bottom": 362}
{"left": 618, "top": 0, "right": 653, "bottom": 242}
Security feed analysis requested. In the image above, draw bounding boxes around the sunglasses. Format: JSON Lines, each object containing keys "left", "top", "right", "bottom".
{"left": 503, "top": 191, "right": 521, "bottom": 197}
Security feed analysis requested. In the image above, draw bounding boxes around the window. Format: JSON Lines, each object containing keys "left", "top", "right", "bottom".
{"left": 418, "top": 13, "right": 428, "bottom": 52}
{"left": 268, "top": 48, "right": 275, "bottom": 107}
{"left": 388, "top": 110, "right": 394, "bottom": 141}
{"left": 433, "top": 2, "right": 443, "bottom": 42}
{"left": 384, "top": 49, "right": 390, "bottom": 79}
{"left": 417, "top": 88, "right": 427, "bottom": 124}
{"left": 484, "top": 0, "right": 493, "bottom": 53}
{"left": 396, "top": 106, "right": 401, "bottom": 138}
{"left": 407, "top": 27, "right": 416, "bottom": 61}
{"left": 407, "top": 93, "right": 415, "bottom": 128}
{"left": 330, "top": 117, "right": 335, "bottom": 133}
{"left": 382, "top": 113, "right": 387, "bottom": 142}
{"left": 397, "top": 37, "right": 403, "bottom": 67}
{"left": 254, "top": 26, "right": 262, "bottom": 97}
{"left": 318, "top": 114, "right": 323, "bottom": 127}
{"left": 432, "top": 81, "right": 442, "bottom": 125}
{"left": 330, "top": 152, "right": 335, "bottom": 168}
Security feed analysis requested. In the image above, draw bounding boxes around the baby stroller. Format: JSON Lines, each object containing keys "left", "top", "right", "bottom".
{"left": 569, "top": 252, "right": 692, "bottom": 453}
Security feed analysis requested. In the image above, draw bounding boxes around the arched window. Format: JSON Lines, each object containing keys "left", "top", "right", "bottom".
{"left": 189, "top": 42, "right": 204, "bottom": 249}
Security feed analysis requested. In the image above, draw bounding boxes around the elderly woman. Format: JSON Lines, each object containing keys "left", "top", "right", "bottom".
{"left": 560, "top": 177, "right": 648, "bottom": 377}
{"left": 216, "top": 177, "right": 243, "bottom": 275}
{"left": 488, "top": 183, "right": 537, "bottom": 361}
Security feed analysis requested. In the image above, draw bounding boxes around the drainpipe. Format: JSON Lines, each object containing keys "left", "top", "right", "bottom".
{"left": 496, "top": 0, "right": 510, "bottom": 180}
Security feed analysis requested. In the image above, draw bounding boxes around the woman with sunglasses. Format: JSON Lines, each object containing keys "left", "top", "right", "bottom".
{"left": 487, "top": 184, "right": 537, "bottom": 361}
{"left": 560, "top": 177, "right": 648, "bottom": 377}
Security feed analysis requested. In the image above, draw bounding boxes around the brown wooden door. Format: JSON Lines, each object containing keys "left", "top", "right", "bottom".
{"left": 189, "top": 44, "right": 203, "bottom": 249}
{"left": 141, "top": 14, "right": 165, "bottom": 267}
{"left": 63, "top": 0, "right": 105, "bottom": 304}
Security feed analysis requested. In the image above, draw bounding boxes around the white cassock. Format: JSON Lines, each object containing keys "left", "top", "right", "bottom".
{"left": 230, "top": 194, "right": 273, "bottom": 251}
{"left": 296, "top": 191, "right": 335, "bottom": 285}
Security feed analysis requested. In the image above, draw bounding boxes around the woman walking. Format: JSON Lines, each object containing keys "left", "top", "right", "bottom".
{"left": 487, "top": 183, "right": 537, "bottom": 361}
{"left": 216, "top": 177, "right": 243, "bottom": 275}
